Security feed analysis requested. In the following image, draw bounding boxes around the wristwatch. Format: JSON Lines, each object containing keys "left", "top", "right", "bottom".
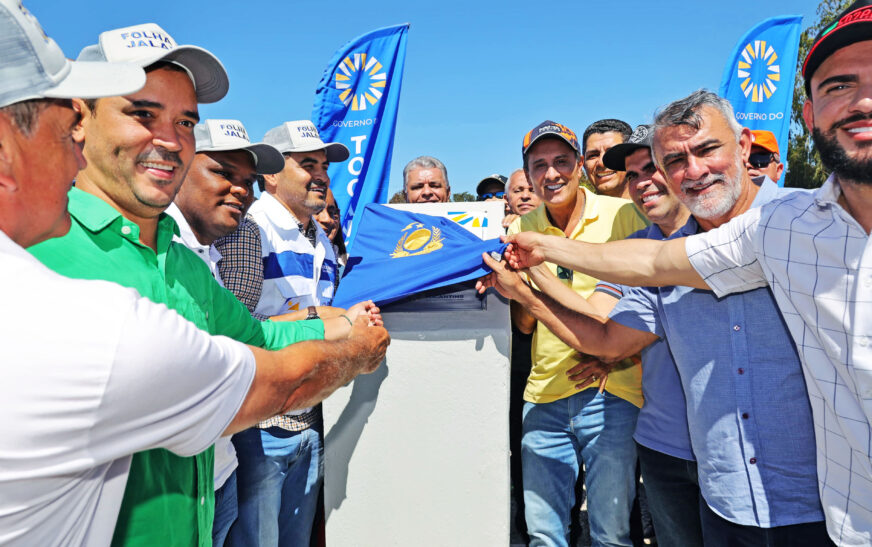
{"left": 305, "top": 306, "right": 319, "bottom": 320}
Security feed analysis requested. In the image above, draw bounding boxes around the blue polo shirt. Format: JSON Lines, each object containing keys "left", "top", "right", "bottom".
{"left": 597, "top": 224, "right": 694, "bottom": 461}
{"left": 608, "top": 179, "right": 823, "bottom": 528}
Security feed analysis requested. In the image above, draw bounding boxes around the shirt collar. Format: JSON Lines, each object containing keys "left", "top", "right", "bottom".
{"left": 165, "top": 203, "right": 223, "bottom": 271}
{"left": 529, "top": 187, "right": 601, "bottom": 236}
{"left": 749, "top": 176, "right": 780, "bottom": 208}
{"left": 67, "top": 186, "right": 180, "bottom": 241}
{"left": 814, "top": 174, "right": 841, "bottom": 208}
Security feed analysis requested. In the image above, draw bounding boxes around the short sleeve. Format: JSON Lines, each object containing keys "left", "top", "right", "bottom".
{"left": 93, "top": 295, "right": 256, "bottom": 458}
{"left": 685, "top": 207, "right": 768, "bottom": 297}
{"left": 609, "top": 285, "right": 664, "bottom": 339}
{"left": 594, "top": 281, "right": 623, "bottom": 300}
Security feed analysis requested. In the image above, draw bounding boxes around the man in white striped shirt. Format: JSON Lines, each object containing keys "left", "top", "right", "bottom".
{"left": 228, "top": 119, "right": 350, "bottom": 546}
{"left": 504, "top": 2, "right": 872, "bottom": 543}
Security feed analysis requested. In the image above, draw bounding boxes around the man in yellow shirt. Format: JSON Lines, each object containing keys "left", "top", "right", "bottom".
{"left": 508, "top": 121, "right": 647, "bottom": 547}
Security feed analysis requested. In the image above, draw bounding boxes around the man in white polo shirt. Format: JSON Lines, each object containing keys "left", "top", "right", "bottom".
{"left": 0, "top": 3, "right": 390, "bottom": 545}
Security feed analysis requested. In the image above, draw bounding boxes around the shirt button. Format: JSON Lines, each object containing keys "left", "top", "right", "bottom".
{"left": 742, "top": 413, "right": 749, "bottom": 419}
{"left": 738, "top": 368, "right": 745, "bottom": 375}
{"left": 200, "top": 496, "right": 205, "bottom": 505}
{"left": 205, "top": 311, "right": 209, "bottom": 320}
{"left": 749, "top": 457, "right": 757, "bottom": 465}
{"left": 859, "top": 337, "right": 869, "bottom": 348}
{"left": 733, "top": 324, "right": 741, "bottom": 331}
{"left": 121, "top": 226, "right": 132, "bottom": 235}
{"left": 865, "top": 275, "right": 872, "bottom": 288}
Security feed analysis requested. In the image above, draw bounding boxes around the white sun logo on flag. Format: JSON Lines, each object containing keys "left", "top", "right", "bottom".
{"left": 737, "top": 40, "right": 781, "bottom": 103}
{"left": 335, "top": 53, "right": 387, "bottom": 111}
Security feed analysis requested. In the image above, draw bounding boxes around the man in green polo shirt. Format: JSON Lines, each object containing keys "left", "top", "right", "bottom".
{"left": 28, "top": 23, "right": 383, "bottom": 547}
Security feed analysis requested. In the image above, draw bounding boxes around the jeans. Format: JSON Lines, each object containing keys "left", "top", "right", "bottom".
{"left": 699, "top": 500, "right": 834, "bottom": 547}
{"left": 228, "top": 425, "right": 323, "bottom": 547}
{"left": 636, "top": 442, "right": 703, "bottom": 547}
{"left": 522, "top": 389, "right": 639, "bottom": 547}
{"left": 212, "top": 470, "right": 238, "bottom": 547}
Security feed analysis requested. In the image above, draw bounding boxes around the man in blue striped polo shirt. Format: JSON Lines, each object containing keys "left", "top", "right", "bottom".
{"left": 228, "top": 120, "right": 350, "bottom": 546}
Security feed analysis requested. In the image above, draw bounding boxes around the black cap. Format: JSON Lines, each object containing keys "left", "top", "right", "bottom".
{"left": 476, "top": 174, "right": 508, "bottom": 196}
{"left": 602, "top": 124, "right": 653, "bottom": 171}
{"left": 803, "top": 0, "right": 872, "bottom": 95}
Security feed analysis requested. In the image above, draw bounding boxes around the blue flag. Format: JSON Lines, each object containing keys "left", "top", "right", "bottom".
{"left": 719, "top": 15, "right": 802, "bottom": 185}
{"left": 332, "top": 204, "right": 507, "bottom": 308}
{"left": 312, "top": 24, "right": 409, "bottom": 246}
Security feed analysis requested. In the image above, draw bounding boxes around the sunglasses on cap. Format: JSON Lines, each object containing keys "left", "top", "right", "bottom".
{"left": 748, "top": 152, "right": 776, "bottom": 169}
{"left": 478, "top": 191, "right": 505, "bottom": 200}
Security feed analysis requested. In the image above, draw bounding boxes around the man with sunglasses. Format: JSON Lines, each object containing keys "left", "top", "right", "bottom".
{"left": 747, "top": 130, "right": 784, "bottom": 183}
{"left": 476, "top": 173, "right": 508, "bottom": 201}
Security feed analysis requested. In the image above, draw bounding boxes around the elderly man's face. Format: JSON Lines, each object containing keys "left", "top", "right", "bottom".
{"left": 506, "top": 171, "right": 540, "bottom": 215}
{"left": 653, "top": 106, "right": 750, "bottom": 221}
{"left": 174, "top": 150, "right": 256, "bottom": 244}
{"left": 583, "top": 131, "right": 627, "bottom": 196}
{"left": 5, "top": 100, "right": 86, "bottom": 246}
{"left": 74, "top": 67, "right": 199, "bottom": 221}
{"left": 803, "top": 40, "right": 872, "bottom": 185}
{"left": 405, "top": 167, "right": 449, "bottom": 203}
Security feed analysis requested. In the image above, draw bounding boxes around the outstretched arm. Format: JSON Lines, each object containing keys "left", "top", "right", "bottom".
{"left": 477, "top": 254, "right": 657, "bottom": 362}
{"left": 225, "top": 317, "right": 390, "bottom": 435}
{"left": 505, "top": 232, "right": 709, "bottom": 290}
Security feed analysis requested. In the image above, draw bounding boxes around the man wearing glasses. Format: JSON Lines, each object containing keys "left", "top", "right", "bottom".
{"left": 476, "top": 173, "right": 508, "bottom": 201}
{"left": 747, "top": 130, "right": 784, "bottom": 183}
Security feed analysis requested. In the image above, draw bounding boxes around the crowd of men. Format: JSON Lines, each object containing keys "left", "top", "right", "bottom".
{"left": 2, "top": 0, "right": 872, "bottom": 546}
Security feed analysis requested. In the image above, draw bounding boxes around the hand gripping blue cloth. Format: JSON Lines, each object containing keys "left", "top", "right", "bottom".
{"left": 332, "top": 203, "right": 507, "bottom": 308}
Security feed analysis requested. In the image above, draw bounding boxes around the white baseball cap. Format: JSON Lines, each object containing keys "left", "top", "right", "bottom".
{"left": 0, "top": 0, "right": 145, "bottom": 109}
{"left": 263, "top": 120, "right": 350, "bottom": 162}
{"left": 195, "top": 119, "right": 284, "bottom": 175}
{"left": 77, "top": 23, "right": 228, "bottom": 103}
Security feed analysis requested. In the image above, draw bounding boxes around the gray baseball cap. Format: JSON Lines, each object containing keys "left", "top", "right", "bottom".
{"left": 602, "top": 124, "right": 654, "bottom": 171}
{"left": 263, "top": 120, "right": 350, "bottom": 162}
{"left": 0, "top": 0, "right": 145, "bottom": 109}
{"left": 77, "top": 23, "right": 228, "bottom": 104}
{"left": 195, "top": 119, "right": 284, "bottom": 175}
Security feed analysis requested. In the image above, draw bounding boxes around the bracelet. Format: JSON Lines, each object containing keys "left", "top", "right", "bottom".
{"left": 340, "top": 314, "right": 353, "bottom": 327}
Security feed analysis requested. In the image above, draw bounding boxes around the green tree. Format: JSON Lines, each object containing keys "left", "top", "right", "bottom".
{"left": 452, "top": 191, "right": 476, "bottom": 202}
{"left": 784, "top": 0, "right": 851, "bottom": 189}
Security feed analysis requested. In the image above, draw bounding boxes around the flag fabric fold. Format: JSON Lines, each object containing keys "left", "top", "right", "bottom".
{"left": 719, "top": 15, "right": 802, "bottom": 185}
{"left": 312, "top": 24, "right": 409, "bottom": 246}
{"left": 332, "top": 204, "right": 507, "bottom": 308}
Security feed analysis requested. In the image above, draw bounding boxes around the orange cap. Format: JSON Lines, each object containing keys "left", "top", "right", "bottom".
{"left": 750, "top": 130, "right": 779, "bottom": 155}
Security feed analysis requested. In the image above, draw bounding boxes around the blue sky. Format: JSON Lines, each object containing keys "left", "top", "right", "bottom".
{"left": 32, "top": 0, "right": 821, "bottom": 197}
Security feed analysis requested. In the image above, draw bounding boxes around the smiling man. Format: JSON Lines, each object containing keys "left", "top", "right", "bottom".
{"left": 227, "top": 120, "right": 350, "bottom": 546}
{"left": 402, "top": 155, "right": 451, "bottom": 203}
{"left": 507, "top": 120, "right": 647, "bottom": 547}
{"left": 582, "top": 118, "right": 633, "bottom": 198}
{"left": 165, "top": 118, "right": 284, "bottom": 546}
{"left": 26, "top": 25, "right": 389, "bottom": 547}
